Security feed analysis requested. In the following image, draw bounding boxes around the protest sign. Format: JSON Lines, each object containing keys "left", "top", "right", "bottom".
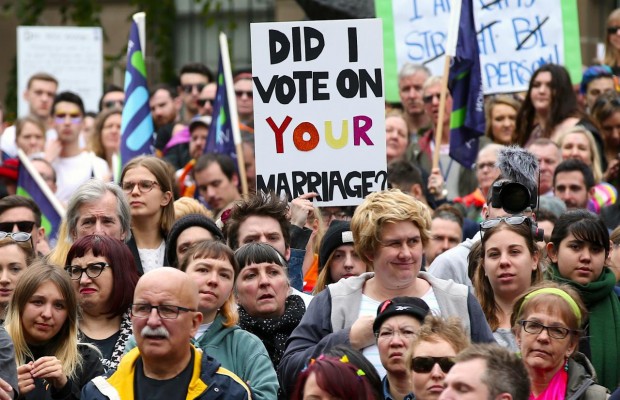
{"left": 251, "top": 19, "right": 387, "bottom": 206}
{"left": 17, "top": 26, "right": 103, "bottom": 115}
{"left": 377, "top": 0, "right": 581, "bottom": 102}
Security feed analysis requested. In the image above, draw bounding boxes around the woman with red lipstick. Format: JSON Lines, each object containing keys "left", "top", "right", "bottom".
{"left": 407, "top": 315, "right": 469, "bottom": 400}
{"left": 4, "top": 263, "right": 104, "bottom": 399}
{"left": 511, "top": 282, "right": 608, "bottom": 399}
{"left": 473, "top": 216, "right": 543, "bottom": 351}
{"left": 120, "top": 156, "right": 174, "bottom": 274}
{"left": 545, "top": 210, "right": 620, "bottom": 392}
{"left": 0, "top": 234, "right": 36, "bottom": 322}
{"left": 65, "top": 235, "right": 138, "bottom": 372}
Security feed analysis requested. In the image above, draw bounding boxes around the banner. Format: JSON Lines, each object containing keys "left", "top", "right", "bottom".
{"left": 251, "top": 19, "right": 387, "bottom": 205}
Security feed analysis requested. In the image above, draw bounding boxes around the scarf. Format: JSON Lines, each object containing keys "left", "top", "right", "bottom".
{"left": 547, "top": 264, "right": 620, "bottom": 391}
{"left": 529, "top": 367, "right": 567, "bottom": 400}
{"left": 238, "top": 294, "right": 306, "bottom": 368}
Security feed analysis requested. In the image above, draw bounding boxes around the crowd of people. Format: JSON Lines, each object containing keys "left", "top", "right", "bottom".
{"left": 2, "top": 8, "right": 620, "bottom": 400}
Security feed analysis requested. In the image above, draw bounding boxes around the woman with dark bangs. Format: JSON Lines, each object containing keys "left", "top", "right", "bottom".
{"left": 291, "top": 355, "right": 378, "bottom": 400}
{"left": 546, "top": 210, "right": 620, "bottom": 391}
{"left": 64, "top": 235, "right": 138, "bottom": 372}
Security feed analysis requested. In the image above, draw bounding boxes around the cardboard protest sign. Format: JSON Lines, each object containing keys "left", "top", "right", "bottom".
{"left": 251, "top": 19, "right": 387, "bottom": 206}
{"left": 377, "top": 0, "right": 581, "bottom": 102}
{"left": 17, "top": 26, "right": 103, "bottom": 115}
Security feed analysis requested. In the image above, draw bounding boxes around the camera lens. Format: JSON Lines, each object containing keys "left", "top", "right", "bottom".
{"left": 499, "top": 182, "right": 531, "bottom": 214}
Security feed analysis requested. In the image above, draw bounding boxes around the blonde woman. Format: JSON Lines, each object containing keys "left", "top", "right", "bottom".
{"left": 5, "top": 263, "right": 103, "bottom": 399}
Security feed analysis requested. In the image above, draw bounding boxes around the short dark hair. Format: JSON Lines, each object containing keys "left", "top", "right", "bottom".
{"left": 65, "top": 235, "right": 139, "bottom": 317}
{"left": 149, "top": 83, "right": 177, "bottom": 100}
{"left": 432, "top": 204, "right": 464, "bottom": 228}
{"left": 225, "top": 192, "right": 290, "bottom": 251}
{"left": 179, "top": 62, "right": 214, "bottom": 83}
{"left": 387, "top": 160, "right": 424, "bottom": 188}
{"left": 455, "top": 344, "right": 530, "bottom": 400}
{"left": 98, "top": 84, "right": 124, "bottom": 111}
{"left": 0, "top": 195, "right": 42, "bottom": 227}
{"left": 52, "top": 91, "right": 85, "bottom": 116}
{"left": 549, "top": 209, "right": 610, "bottom": 258}
{"left": 553, "top": 159, "right": 595, "bottom": 190}
{"left": 194, "top": 153, "right": 237, "bottom": 181}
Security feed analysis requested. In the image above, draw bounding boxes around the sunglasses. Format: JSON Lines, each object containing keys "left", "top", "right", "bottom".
{"left": 103, "top": 100, "right": 124, "bottom": 109}
{"left": 411, "top": 356, "right": 455, "bottom": 374}
{"left": 608, "top": 26, "right": 620, "bottom": 34}
{"left": 197, "top": 98, "right": 214, "bottom": 107}
{"left": 182, "top": 83, "right": 206, "bottom": 94}
{"left": 0, "top": 221, "right": 35, "bottom": 233}
{"left": 422, "top": 93, "right": 440, "bottom": 104}
{"left": 480, "top": 215, "right": 530, "bottom": 231}
{"left": 235, "top": 90, "right": 253, "bottom": 98}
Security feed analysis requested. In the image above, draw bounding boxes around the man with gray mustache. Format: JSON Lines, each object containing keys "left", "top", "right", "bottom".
{"left": 82, "top": 268, "right": 252, "bottom": 399}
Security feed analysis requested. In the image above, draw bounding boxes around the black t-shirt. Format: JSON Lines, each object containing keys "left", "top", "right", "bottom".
{"left": 134, "top": 350, "right": 194, "bottom": 400}
{"left": 82, "top": 331, "right": 120, "bottom": 370}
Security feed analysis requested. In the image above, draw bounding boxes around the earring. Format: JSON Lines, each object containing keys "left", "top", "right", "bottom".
{"left": 564, "top": 357, "right": 569, "bottom": 372}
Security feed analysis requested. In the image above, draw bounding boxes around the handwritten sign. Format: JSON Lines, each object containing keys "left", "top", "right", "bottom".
{"left": 378, "top": 0, "right": 581, "bottom": 101}
{"left": 17, "top": 26, "right": 103, "bottom": 115}
{"left": 251, "top": 19, "right": 387, "bottom": 206}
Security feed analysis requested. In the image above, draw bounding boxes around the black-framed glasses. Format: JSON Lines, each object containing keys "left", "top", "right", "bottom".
{"left": 131, "top": 303, "right": 196, "bottom": 319}
{"left": 422, "top": 93, "right": 440, "bottom": 104}
{"left": 121, "top": 180, "right": 160, "bottom": 194}
{"left": 182, "top": 83, "right": 206, "bottom": 94}
{"left": 103, "top": 100, "right": 124, "bottom": 109}
{"left": 64, "top": 262, "right": 108, "bottom": 280}
{"left": 519, "top": 320, "right": 572, "bottom": 339}
{"left": 0, "top": 221, "right": 35, "bottom": 233}
{"left": 411, "top": 356, "right": 455, "bottom": 374}
{"left": 197, "top": 98, "right": 214, "bottom": 107}
{"left": 480, "top": 215, "right": 530, "bottom": 231}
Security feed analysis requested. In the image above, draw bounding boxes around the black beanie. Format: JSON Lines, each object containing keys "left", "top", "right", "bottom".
{"left": 166, "top": 213, "right": 225, "bottom": 267}
{"left": 319, "top": 220, "right": 354, "bottom": 271}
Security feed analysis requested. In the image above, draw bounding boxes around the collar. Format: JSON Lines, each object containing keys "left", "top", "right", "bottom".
{"left": 382, "top": 376, "right": 415, "bottom": 400}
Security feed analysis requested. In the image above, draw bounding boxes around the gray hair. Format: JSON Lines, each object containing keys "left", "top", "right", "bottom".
{"left": 398, "top": 63, "right": 431, "bottom": 81}
{"left": 66, "top": 179, "right": 131, "bottom": 242}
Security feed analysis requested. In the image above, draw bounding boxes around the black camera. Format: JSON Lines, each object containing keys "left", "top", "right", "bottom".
{"left": 490, "top": 181, "right": 537, "bottom": 215}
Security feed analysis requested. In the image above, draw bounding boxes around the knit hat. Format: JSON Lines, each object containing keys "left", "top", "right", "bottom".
{"left": 166, "top": 213, "right": 224, "bottom": 267}
{"left": 373, "top": 297, "right": 430, "bottom": 334}
{"left": 319, "top": 220, "right": 354, "bottom": 271}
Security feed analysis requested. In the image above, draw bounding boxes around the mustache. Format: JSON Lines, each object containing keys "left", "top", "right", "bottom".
{"left": 141, "top": 325, "right": 170, "bottom": 339}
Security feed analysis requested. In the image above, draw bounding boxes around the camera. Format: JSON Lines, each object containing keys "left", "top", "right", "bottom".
{"left": 490, "top": 181, "right": 537, "bottom": 215}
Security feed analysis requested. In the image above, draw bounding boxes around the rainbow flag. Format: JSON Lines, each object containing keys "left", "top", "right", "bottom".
{"left": 119, "top": 12, "right": 154, "bottom": 180}
{"left": 16, "top": 151, "right": 64, "bottom": 240}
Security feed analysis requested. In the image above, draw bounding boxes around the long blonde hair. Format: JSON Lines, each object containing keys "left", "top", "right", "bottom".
{"left": 555, "top": 125, "right": 603, "bottom": 183}
{"left": 4, "top": 262, "right": 83, "bottom": 380}
{"left": 604, "top": 9, "right": 620, "bottom": 67}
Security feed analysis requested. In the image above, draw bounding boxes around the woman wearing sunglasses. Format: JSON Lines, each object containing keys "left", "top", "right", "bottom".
{"left": 604, "top": 9, "right": 620, "bottom": 75}
{"left": 406, "top": 315, "right": 469, "bottom": 400}
{"left": 65, "top": 235, "right": 138, "bottom": 372}
{"left": 511, "top": 282, "right": 608, "bottom": 399}
{"left": 0, "top": 232, "right": 36, "bottom": 321}
{"left": 474, "top": 216, "right": 543, "bottom": 351}
{"left": 545, "top": 210, "right": 620, "bottom": 392}
{"left": 120, "top": 156, "right": 174, "bottom": 274}
{"left": 4, "top": 263, "right": 104, "bottom": 399}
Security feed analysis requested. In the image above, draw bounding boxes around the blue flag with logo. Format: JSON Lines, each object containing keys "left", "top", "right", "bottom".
{"left": 448, "top": 0, "right": 485, "bottom": 170}
{"left": 205, "top": 53, "right": 237, "bottom": 164}
{"left": 120, "top": 14, "right": 154, "bottom": 179}
{"left": 16, "top": 159, "right": 62, "bottom": 240}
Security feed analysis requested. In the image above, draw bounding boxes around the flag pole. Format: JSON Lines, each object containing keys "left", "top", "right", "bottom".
{"left": 431, "top": 0, "right": 462, "bottom": 171}
{"left": 219, "top": 32, "right": 248, "bottom": 196}
{"left": 17, "top": 149, "right": 65, "bottom": 216}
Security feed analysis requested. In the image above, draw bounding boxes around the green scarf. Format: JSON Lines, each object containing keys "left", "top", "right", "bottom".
{"left": 547, "top": 264, "right": 620, "bottom": 391}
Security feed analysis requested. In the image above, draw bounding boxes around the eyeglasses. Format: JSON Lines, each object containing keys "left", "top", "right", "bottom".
{"left": 608, "top": 26, "right": 620, "bottom": 34}
{"left": 197, "top": 98, "right": 214, "bottom": 107}
{"left": 131, "top": 303, "right": 196, "bottom": 319}
{"left": 64, "top": 262, "right": 108, "bottom": 280}
{"left": 121, "top": 180, "right": 160, "bottom": 193}
{"left": 519, "top": 320, "right": 572, "bottom": 339}
{"left": 475, "top": 162, "right": 496, "bottom": 171}
{"left": 54, "top": 113, "right": 82, "bottom": 125}
{"left": 422, "top": 93, "right": 440, "bottom": 104}
{"left": 375, "top": 328, "right": 417, "bottom": 341}
{"left": 480, "top": 215, "right": 530, "bottom": 231}
{"left": 0, "top": 221, "right": 35, "bottom": 233}
{"left": 235, "top": 90, "right": 253, "bottom": 98}
{"left": 411, "top": 356, "right": 455, "bottom": 373}
{"left": 103, "top": 100, "right": 124, "bottom": 109}
{"left": 182, "top": 83, "right": 206, "bottom": 94}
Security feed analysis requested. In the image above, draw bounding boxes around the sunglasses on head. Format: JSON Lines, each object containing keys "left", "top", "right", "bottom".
{"left": 480, "top": 215, "right": 530, "bottom": 231}
{"left": 411, "top": 356, "right": 455, "bottom": 374}
{"left": 0, "top": 221, "right": 35, "bottom": 233}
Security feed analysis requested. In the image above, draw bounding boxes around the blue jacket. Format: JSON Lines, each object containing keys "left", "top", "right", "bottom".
{"left": 81, "top": 345, "right": 252, "bottom": 399}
